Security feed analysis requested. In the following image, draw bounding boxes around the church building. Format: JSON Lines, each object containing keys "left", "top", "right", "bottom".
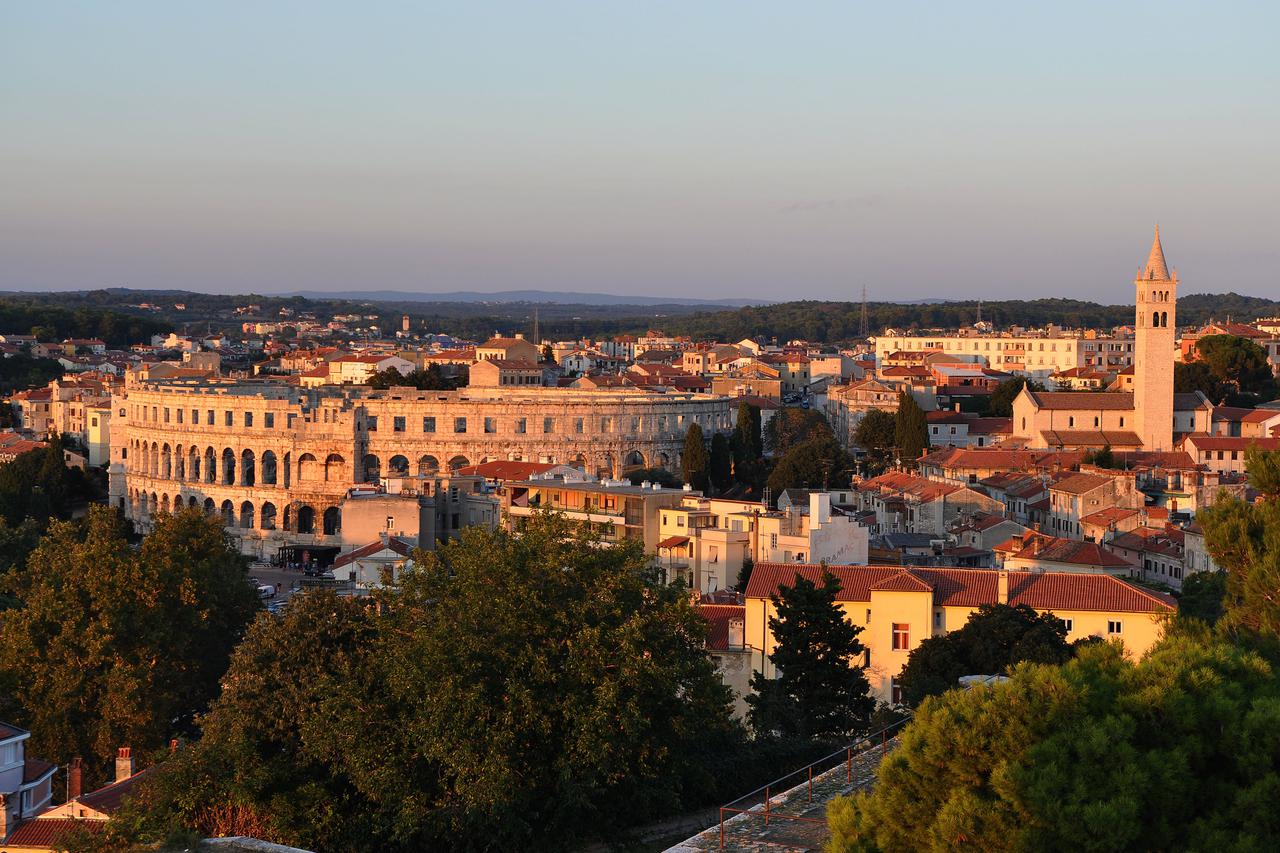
{"left": 1012, "top": 228, "right": 1211, "bottom": 450}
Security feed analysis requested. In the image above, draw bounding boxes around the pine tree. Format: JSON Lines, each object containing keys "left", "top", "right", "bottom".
{"left": 746, "top": 571, "right": 874, "bottom": 738}
{"left": 681, "top": 423, "right": 710, "bottom": 493}
{"left": 894, "top": 392, "right": 929, "bottom": 464}
{"left": 709, "top": 432, "right": 732, "bottom": 493}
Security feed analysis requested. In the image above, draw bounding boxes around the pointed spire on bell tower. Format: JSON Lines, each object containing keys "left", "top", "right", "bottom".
{"left": 1142, "top": 225, "right": 1170, "bottom": 281}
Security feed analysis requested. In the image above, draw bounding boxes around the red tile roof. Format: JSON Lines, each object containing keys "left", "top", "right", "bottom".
{"left": 332, "top": 536, "right": 415, "bottom": 570}
{"left": 1185, "top": 435, "right": 1280, "bottom": 452}
{"left": 76, "top": 768, "right": 152, "bottom": 815}
{"left": 744, "top": 563, "right": 1174, "bottom": 614}
{"left": 5, "top": 818, "right": 105, "bottom": 847}
{"left": 455, "top": 460, "right": 558, "bottom": 480}
{"left": 869, "top": 569, "right": 934, "bottom": 592}
{"left": 699, "top": 604, "right": 745, "bottom": 650}
{"left": 23, "top": 757, "right": 56, "bottom": 784}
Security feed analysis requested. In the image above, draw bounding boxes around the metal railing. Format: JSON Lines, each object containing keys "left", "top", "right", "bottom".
{"left": 715, "top": 715, "right": 912, "bottom": 850}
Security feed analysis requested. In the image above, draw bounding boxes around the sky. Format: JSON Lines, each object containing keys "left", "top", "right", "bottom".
{"left": 2, "top": 1, "right": 1277, "bottom": 303}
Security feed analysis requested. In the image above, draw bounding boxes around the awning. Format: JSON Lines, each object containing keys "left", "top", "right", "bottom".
{"left": 657, "top": 535, "right": 689, "bottom": 549}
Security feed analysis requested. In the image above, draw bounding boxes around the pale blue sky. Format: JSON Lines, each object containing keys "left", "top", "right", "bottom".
{"left": 3, "top": 2, "right": 1277, "bottom": 301}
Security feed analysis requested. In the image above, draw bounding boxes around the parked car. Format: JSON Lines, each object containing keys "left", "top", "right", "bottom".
{"left": 257, "top": 584, "right": 275, "bottom": 599}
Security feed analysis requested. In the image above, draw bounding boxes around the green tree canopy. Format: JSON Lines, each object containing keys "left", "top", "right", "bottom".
{"left": 765, "top": 435, "right": 851, "bottom": 496}
{"left": 763, "top": 408, "right": 834, "bottom": 455}
{"left": 1174, "top": 360, "right": 1224, "bottom": 402}
{"left": 107, "top": 513, "right": 739, "bottom": 852}
{"left": 893, "top": 392, "right": 929, "bottom": 464}
{"left": 709, "top": 431, "right": 732, "bottom": 492}
{"left": 682, "top": 422, "right": 710, "bottom": 492}
{"left": 1178, "top": 569, "right": 1226, "bottom": 625}
{"left": 746, "top": 571, "right": 874, "bottom": 739}
{"left": 985, "top": 376, "right": 1043, "bottom": 418}
{"left": 366, "top": 363, "right": 461, "bottom": 390}
{"left": 1199, "top": 449, "right": 1280, "bottom": 637}
{"left": 896, "top": 603, "right": 1072, "bottom": 705}
{"left": 853, "top": 409, "right": 896, "bottom": 475}
{"left": 0, "top": 507, "right": 260, "bottom": 787}
{"left": 1195, "top": 334, "right": 1279, "bottom": 403}
{"left": 829, "top": 634, "right": 1280, "bottom": 852}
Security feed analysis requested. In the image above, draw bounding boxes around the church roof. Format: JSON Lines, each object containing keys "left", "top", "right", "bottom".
{"left": 1027, "top": 390, "right": 1135, "bottom": 411}
{"left": 1141, "top": 226, "right": 1171, "bottom": 281}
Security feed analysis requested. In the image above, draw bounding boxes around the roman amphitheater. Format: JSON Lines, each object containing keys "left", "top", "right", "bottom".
{"left": 109, "top": 376, "right": 733, "bottom": 556}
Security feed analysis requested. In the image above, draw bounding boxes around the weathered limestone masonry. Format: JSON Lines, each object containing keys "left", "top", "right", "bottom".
{"left": 109, "top": 375, "right": 733, "bottom": 555}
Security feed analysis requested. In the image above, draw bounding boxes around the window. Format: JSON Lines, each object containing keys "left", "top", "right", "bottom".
{"left": 367, "top": 416, "right": 378, "bottom": 431}
{"left": 454, "top": 417, "right": 467, "bottom": 433}
{"left": 423, "top": 416, "right": 436, "bottom": 433}
{"left": 207, "top": 410, "right": 214, "bottom": 425}
{"left": 244, "top": 412, "right": 253, "bottom": 427}
{"left": 574, "top": 417, "right": 584, "bottom": 434}
{"left": 0, "top": 742, "right": 17, "bottom": 767}
{"left": 1068, "top": 416, "right": 1075, "bottom": 428}
{"left": 484, "top": 417, "right": 496, "bottom": 434}
{"left": 222, "top": 411, "right": 231, "bottom": 426}
{"left": 1062, "top": 618, "right": 1073, "bottom": 632}
{"left": 933, "top": 611, "right": 942, "bottom": 629}
{"left": 891, "top": 623, "right": 910, "bottom": 650}
{"left": 1107, "top": 620, "right": 1123, "bottom": 635}
{"left": 515, "top": 417, "right": 526, "bottom": 434}
{"left": 543, "top": 416, "right": 554, "bottom": 433}
{"left": 192, "top": 409, "right": 199, "bottom": 425}
{"left": 890, "top": 679, "right": 903, "bottom": 705}
{"left": 393, "top": 416, "right": 406, "bottom": 433}
{"left": 265, "top": 413, "right": 274, "bottom": 428}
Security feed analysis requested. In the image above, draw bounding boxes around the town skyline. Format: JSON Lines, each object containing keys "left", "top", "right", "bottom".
{"left": 5, "top": 2, "right": 1278, "bottom": 301}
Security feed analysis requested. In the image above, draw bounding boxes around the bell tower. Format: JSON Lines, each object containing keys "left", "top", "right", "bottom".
{"left": 1133, "top": 226, "right": 1176, "bottom": 451}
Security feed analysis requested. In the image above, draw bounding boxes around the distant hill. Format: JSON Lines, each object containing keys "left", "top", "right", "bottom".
{"left": 280, "top": 289, "right": 771, "bottom": 308}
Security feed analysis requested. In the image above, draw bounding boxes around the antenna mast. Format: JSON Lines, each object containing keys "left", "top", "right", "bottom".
{"left": 860, "top": 285, "right": 869, "bottom": 339}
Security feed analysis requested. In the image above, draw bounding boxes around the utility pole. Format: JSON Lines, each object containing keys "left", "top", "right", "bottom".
{"left": 533, "top": 307, "right": 540, "bottom": 345}
{"left": 860, "top": 284, "right": 869, "bottom": 339}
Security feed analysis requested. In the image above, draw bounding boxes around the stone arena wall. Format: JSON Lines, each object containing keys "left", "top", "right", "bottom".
{"left": 108, "top": 379, "right": 734, "bottom": 555}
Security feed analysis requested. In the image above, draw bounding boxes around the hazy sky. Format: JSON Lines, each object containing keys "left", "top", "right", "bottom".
{"left": 3, "top": 2, "right": 1277, "bottom": 302}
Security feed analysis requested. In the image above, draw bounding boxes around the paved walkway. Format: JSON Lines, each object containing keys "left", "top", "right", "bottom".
{"left": 665, "top": 739, "right": 897, "bottom": 853}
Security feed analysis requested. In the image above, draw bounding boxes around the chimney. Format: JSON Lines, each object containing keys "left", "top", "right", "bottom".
{"left": 810, "top": 492, "right": 831, "bottom": 525}
{"left": 68, "top": 758, "right": 83, "bottom": 800}
{"left": 115, "top": 747, "right": 134, "bottom": 783}
{"left": 0, "top": 793, "right": 9, "bottom": 841}
{"left": 997, "top": 569, "right": 1009, "bottom": 605}
{"left": 728, "top": 618, "right": 745, "bottom": 649}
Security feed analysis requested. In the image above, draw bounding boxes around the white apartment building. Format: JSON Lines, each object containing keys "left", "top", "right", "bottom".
{"left": 873, "top": 329, "right": 1134, "bottom": 379}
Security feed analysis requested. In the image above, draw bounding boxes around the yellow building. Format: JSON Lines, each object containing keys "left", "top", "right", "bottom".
{"left": 744, "top": 563, "right": 1174, "bottom": 703}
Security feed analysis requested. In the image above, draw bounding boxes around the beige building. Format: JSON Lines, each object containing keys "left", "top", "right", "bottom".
{"left": 745, "top": 563, "right": 1174, "bottom": 703}
{"left": 476, "top": 335, "right": 540, "bottom": 363}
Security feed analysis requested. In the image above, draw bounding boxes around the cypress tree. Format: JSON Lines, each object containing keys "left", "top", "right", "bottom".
{"left": 709, "top": 432, "right": 732, "bottom": 493}
{"left": 894, "top": 392, "right": 929, "bottom": 464}
{"left": 681, "top": 423, "right": 710, "bottom": 493}
{"left": 746, "top": 570, "right": 874, "bottom": 739}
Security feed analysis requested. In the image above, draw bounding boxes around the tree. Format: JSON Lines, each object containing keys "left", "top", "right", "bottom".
{"left": 1174, "top": 360, "right": 1224, "bottom": 402}
{"left": 103, "top": 514, "right": 740, "bottom": 853}
{"left": 625, "top": 466, "right": 682, "bottom": 488}
{"left": 0, "top": 507, "right": 260, "bottom": 787}
{"left": 1198, "top": 449, "right": 1280, "bottom": 638}
{"left": 0, "top": 440, "right": 92, "bottom": 528}
{"left": 540, "top": 342, "right": 554, "bottom": 364}
{"left": 1178, "top": 570, "right": 1226, "bottom": 625}
{"left": 984, "top": 376, "right": 1044, "bottom": 418}
{"left": 893, "top": 392, "right": 929, "bottom": 464}
{"left": 828, "top": 635, "right": 1280, "bottom": 852}
{"left": 709, "top": 432, "right": 732, "bottom": 492}
{"left": 895, "top": 604, "right": 1071, "bottom": 705}
{"left": 765, "top": 436, "right": 851, "bottom": 496}
{"left": 734, "top": 556, "right": 754, "bottom": 593}
{"left": 763, "top": 408, "right": 833, "bottom": 455}
{"left": 1195, "top": 334, "right": 1279, "bottom": 403}
{"left": 746, "top": 571, "right": 873, "bottom": 739}
{"left": 853, "top": 409, "right": 896, "bottom": 474}
{"left": 733, "top": 402, "right": 763, "bottom": 461}
{"left": 366, "top": 364, "right": 460, "bottom": 390}
{"left": 1083, "top": 444, "right": 1116, "bottom": 468}
{"left": 682, "top": 422, "right": 710, "bottom": 492}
